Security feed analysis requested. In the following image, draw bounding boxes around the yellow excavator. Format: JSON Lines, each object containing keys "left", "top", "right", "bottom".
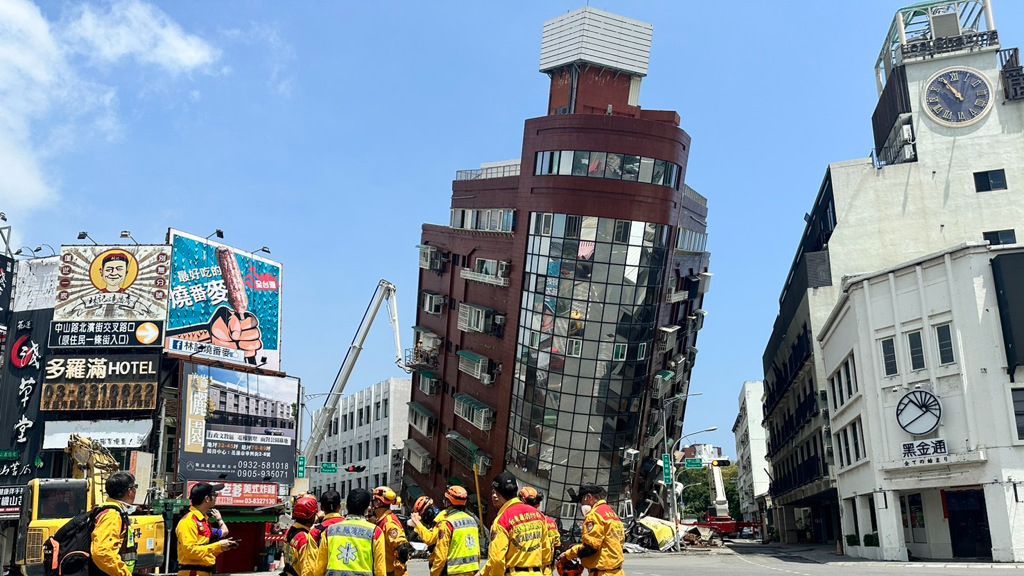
{"left": 14, "top": 434, "right": 165, "bottom": 576}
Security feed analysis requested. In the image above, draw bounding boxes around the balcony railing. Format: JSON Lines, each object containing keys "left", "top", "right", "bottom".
{"left": 460, "top": 268, "right": 510, "bottom": 287}
{"left": 455, "top": 163, "right": 521, "bottom": 181}
{"left": 769, "top": 455, "right": 824, "bottom": 498}
{"left": 665, "top": 286, "right": 688, "bottom": 304}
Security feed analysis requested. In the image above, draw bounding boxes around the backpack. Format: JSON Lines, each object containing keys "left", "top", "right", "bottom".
{"left": 43, "top": 504, "right": 129, "bottom": 576}
{"left": 280, "top": 526, "right": 310, "bottom": 576}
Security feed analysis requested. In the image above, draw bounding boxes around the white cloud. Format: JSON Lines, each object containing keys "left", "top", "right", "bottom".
{"left": 62, "top": 0, "right": 219, "bottom": 75}
{"left": 0, "top": 0, "right": 217, "bottom": 225}
{"left": 221, "top": 23, "right": 294, "bottom": 97}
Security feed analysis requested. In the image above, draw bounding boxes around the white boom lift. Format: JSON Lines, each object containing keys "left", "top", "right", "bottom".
{"left": 304, "top": 279, "right": 409, "bottom": 458}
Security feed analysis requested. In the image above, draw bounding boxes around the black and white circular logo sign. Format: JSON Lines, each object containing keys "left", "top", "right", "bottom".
{"left": 896, "top": 390, "right": 942, "bottom": 436}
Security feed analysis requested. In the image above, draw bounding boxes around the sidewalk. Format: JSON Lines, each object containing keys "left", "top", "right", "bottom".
{"left": 728, "top": 541, "right": 1024, "bottom": 569}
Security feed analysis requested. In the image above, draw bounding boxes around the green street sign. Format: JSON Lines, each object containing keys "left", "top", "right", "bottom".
{"left": 685, "top": 458, "right": 703, "bottom": 470}
{"left": 0, "top": 449, "right": 19, "bottom": 461}
{"left": 321, "top": 462, "right": 338, "bottom": 474}
{"left": 662, "top": 454, "right": 672, "bottom": 486}
{"left": 297, "top": 455, "right": 306, "bottom": 479}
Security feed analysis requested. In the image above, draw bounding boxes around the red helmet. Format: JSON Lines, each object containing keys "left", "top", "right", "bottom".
{"left": 413, "top": 496, "right": 434, "bottom": 515}
{"left": 518, "top": 486, "right": 543, "bottom": 507}
{"left": 444, "top": 485, "right": 468, "bottom": 507}
{"left": 556, "top": 558, "right": 583, "bottom": 576}
{"left": 373, "top": 486, "right": 397, "bottom": 508}
{"left": 292, "top": 495, "right": 318, "bottom": 522}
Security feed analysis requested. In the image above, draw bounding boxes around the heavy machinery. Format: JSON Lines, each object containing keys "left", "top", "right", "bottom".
{"left": 305, "top": 279, "right": 409, "bottom": 459}
{"left": 14, "top": 435, "right": 164, "bottom": 576}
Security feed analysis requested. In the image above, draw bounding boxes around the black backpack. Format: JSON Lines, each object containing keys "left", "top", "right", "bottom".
{"left": 43, "top": 504, "right": 129, "bottom": 576}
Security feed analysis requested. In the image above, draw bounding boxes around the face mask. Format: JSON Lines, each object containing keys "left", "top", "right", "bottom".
{"left": 580, "top": 504, "right": 592, "bottom": 516}
{"left": 124, "top": 505, "right": 137, "bottom": 515}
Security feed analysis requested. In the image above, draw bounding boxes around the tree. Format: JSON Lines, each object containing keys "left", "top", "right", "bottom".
{"left": 675, "top": 465, "right": 742, "bottom": 518}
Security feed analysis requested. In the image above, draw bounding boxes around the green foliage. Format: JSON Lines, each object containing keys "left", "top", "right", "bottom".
{"left": 675, "top": 464, "right": 742, "bottom": 518}
{"left": 863, "top": 533, "right": 879, "bottom": 547}
{"left": 845, "top": 534, "right": 860, "bottom": 547}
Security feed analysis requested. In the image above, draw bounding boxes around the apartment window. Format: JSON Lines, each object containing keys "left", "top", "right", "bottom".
{"left": 358, "top": 409, "right": 363, "bottom": 427}
{"left": 907, "top": 330, "right": 926, "bottom": 371}
{"left": 835, "top": 433, "right": 845, "bottom": 467}
{"left": 375, "top": 437, "right": 381, "bottom": 457}
{"left": 935, "top": 324, "right": 955, "bottom": 365}
{"left": 1014, "top": 389, "right": 1024, "bottom": 440}
{"left": 830, "top": 376, "right": 839, "bottom": 411}
{"left": 637, "top": 342, "right": 648, "bottom": 361}
{"left": 842, "top": 428, "right": 852, "bottom": 467}
{"left": 613, "top": 220, "right": 630, "bottom": 243}
{"left": 383, "top": 398, "right": 389, "bottom": 418}
{"left": 375, "top": 401, "right": 381, "bottom": 421}
{"left": 974, "top": 169, "right": 1007, "bottom": 192}
{"left": 612, "top": 343, "right": 627, "bottom": 361}
{"left": 358, "top": 444, "right": 363, "bottom": 460}
{"left": 567, "top": 338, "right": 582, "bottom": 357}
{"left": 852, "top": 421, "right": 861, "bottom": 461}
{"left": 881, "top": 337, "right": 898, "bottom": 376}
{"left": 382, "top": 434, "right": 388, "bottom": 450}
{"left": 984, "top": 229, "right": 1017, "bottom": 246}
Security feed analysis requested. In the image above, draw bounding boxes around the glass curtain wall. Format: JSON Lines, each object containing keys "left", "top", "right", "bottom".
{"left": 509, "top": 212, "right": 669, "bottom": 517}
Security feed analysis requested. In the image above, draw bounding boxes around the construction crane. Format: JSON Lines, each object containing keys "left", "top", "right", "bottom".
{"left": 304, "top": 279, "right": 409, "bottom": 458}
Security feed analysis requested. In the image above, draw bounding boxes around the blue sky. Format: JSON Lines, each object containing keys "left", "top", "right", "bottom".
{"left": 4, "top": 1, "right": 1022, "bottom": 454}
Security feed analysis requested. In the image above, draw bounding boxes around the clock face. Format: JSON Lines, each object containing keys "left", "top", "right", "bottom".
{"left": 896, "top": 390, "right": 942, "bottom": 436}
{"left": 924, "top": 67, "right": 992, "bottom": 127}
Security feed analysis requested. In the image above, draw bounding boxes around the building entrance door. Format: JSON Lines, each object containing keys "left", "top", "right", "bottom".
{"left": 946, "top": 490, "right": 992, "bottom": 558}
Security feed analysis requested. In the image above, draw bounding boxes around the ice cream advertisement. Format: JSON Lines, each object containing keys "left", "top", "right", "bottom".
{"left": 165, "top": 229, "right": 282, "bottom": 372}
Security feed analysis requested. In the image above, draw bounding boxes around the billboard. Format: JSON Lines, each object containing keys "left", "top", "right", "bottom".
{"left": 0, "top": 485, "right": 23, "bottom": 519}
{"left": 0, "top": 255, "right": 13, "bottom": 372}
{"left": 0, "top": 308, "right": 53, "bottom": 485}
{"left": 12, "top": 257, "right": 59, "bottom": 312}
{"left": 185, "top": 480, "right": 279, "bottom": 507}
{"left": 49, "top": 246, "right": 169, "bottom": 349}
{"left": 166, "top": 230, "right": 282, "bottom": 371}
{"left": 40, "top": 353, "right": 159, "bottom": 411}
{"left": 179, "top": 363, "right": 298, "bottom": 483}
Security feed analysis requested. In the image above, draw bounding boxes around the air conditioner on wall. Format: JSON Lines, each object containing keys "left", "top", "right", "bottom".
{"left": 624, "top": 448, "right": 640, "bottom": 463}
{"left": 493, "top": 315, "right": 506, "bottom": 325}
{"left": 480, "top": 374, "right": 493, "bottom": 385}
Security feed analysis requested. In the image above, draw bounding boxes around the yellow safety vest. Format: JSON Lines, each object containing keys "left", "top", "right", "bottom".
{"left": 445, "top": 511, "right": 481, "bottom": 575}
{"left": 325, "top": 518, "right": 376, "bottom": 576}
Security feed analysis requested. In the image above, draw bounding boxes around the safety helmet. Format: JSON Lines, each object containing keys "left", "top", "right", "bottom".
{"left": 373, "top": 486, "right": 398, "bottom": 508}
{"left": 444, "top": 485, "right": 469, "bottom": 507}
{"left": 292, "top": 495, "right": 319, "bottom": 523}
{"left": 518, "top": 486, "right": 543, "bottom": 507}
{"left": 413, "top": 496, "right": 434, "bottom": 515}
{"left": 556, "top": 557, "right": 583, "bottom": 576}
{"left": 392, "top": 496, "right": 403, "bottom": 511}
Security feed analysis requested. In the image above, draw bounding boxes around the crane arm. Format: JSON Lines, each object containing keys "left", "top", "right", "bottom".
{"left": 304, "top": 279, "right": 408, "bottom": 459}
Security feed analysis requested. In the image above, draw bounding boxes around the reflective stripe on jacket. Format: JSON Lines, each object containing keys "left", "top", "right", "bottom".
{"left": 315, "top": 517, "right": 386, "bottom": 576}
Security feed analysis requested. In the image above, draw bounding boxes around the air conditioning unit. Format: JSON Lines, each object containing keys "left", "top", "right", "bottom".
{"left": 480, "top": 374, "right": 494, "bottom": 385}
{"left": 668, "top": 354, "right": 685, "bottom": 369}
{"left": 493, "top": 314, "right": 506, "bottom": 325}
{"left": 899, "top": 123, "right": 914, "bottom": 145}
{"left": 623, "top": 448, "right": 640, "bottom": 464}
{"left": 497, "top": 261, "right": 511, "bottom": 278}
{"left": 900, "top": 144, "right": 915, "bottom": 162}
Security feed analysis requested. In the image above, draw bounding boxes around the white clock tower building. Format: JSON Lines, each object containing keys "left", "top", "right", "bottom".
{"left": 762, "top": 0, "right": 1024, "bottom": 560}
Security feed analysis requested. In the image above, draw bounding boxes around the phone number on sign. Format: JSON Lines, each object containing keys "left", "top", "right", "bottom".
{"left": 235, "top": 461, "right": 291, "bottom": 479}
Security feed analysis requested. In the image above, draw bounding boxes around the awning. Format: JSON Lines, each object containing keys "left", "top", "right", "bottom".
{"left": 418, "top": 370, "right": 439, "bottom": 380}
{"left": 454, "top": 393, "right": 492, "bottom": 412}
{"left": 405, "top": 484, "right": 424, "bottom": 500}
{"left": 446, "top": 431, "right": 480, "bottom": 453}
{"left": 407, "top": 401, "right": 436, "bottom": 419}
{"left": 456, "top": 350, "right": 485, "bottom": 363}
{"left": 656, "top": 370, "right": 675, "bottom": 381}
{"left": 404, "top": 438, "right": 431, "bottom": 458}
{"left": 43, "top": 420, "right": 152, "bottom": 450}
{"left": 412, "top": 325, "right": 437, "bottom": 334}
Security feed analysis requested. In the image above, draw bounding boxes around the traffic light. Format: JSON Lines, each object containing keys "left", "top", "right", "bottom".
{"left": 710, "top": 459, "right": 731, "bottom": 467}
{"left": 345, "top": 465, "right": 367, "bottom": 472}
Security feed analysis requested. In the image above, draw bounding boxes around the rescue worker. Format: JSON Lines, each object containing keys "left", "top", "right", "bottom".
{"left": 370, "top": 487, "right": 413, "bottom": 576}
{"left": 411, "top": 486, "right": 480, "bottom": 576}
{"left": 556, "top": 484, "right": 624, "bottom": 576}
{"left": 314, "top": 488, "right": 386, "bottom": 576}
{"left": 479, "top": 472, "right": 549, "bottom": 576}
{"left": 518, "top": 486, "right": 560, "bottom": 576}
{"left": 90, "top": 471, "right": 138, "bottom": 576}
{"left": 310, "top": 490, "right": 345, "bottom": 545}
{"left": 408, "top": 496, "right": 443, "bottom": 546}
{"left": 176, "top": 482, "right": 238, "bottom": 576}
{"left": 283, "top": 494, "right": 320, "bottom": 576}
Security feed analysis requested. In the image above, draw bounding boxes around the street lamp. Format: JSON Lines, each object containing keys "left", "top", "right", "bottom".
{"left": 34, "top": 244, "right": 57, "bottom": 256}
{"left": 77, "top": 231, "right": 98, "bottom": 245}
{"left": 120, "top": 231, "right": 140, "bottom": 246}
{"left": 659, "top": 392, "right": 704, "bottom": 552}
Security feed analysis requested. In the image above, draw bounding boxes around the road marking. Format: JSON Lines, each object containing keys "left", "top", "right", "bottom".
{"left": 733, "top": 552, "right": 814, "bottom": 576}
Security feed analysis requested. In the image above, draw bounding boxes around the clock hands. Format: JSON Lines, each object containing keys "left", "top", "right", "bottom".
{"left": 940, "top": 78, "right": 964, "bottom": 102}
